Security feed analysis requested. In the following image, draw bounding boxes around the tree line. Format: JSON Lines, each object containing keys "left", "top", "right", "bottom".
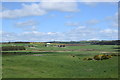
{"left": 1, "top": 40, "right": 120, "bottom": 45}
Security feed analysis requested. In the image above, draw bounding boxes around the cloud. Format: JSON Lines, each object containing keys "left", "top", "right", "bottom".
{"left": 2, "top": 0, "right": 119, "bottom": 2}
{"left": 88, "top": 38, "right": 100, "bottom": 41}
{"left": 15, "top": 20, "right": 38, "bottom": 31}
{"left": 0, "top": 3, "right": 47, "bottom": 18}
{"left": 112, "top": 22, "right": 118, "bottom": 27}
{"left": 40, "top": 1, "right": 79, "bottom": 12}
{"left": 0, "top": 4, "right": 3, "bottom": 12}
{"left": 100, "top": 28, "right": 118, "bottom": 34}
{"left": 65, "top": 21, "right": 80, "bottom": 27}
{"left": 48, "top": 14, "right": 56, "bottom": 18}
{"left": 65, "top": 15, "right": 74, "bottom": 18}
{"left": 26, "top": 26, "right": 38, "bottom": 31}
{"left": 65, "top": 19, "right": 99, "bottom": 27}
{"left": 64, "top": 26, "right": 118, "bottom": 40}
{"left": 17, "top": 25, "right": 38, "bottom": 31}
{"left": 105, "top": 12, "right": 118, "bottom": 28}
{"left": 16, "top": 20, "right": 37, "bottom": 27}
{"left": 86, "top": 19, "right": 99, "bottom": 25}
{"left": 83, "top": 2, "right": 98, "bottom": 6}
{"left": 2, "top": 0, "right": 75, "bottom": 2}
{"left": 2, "top": 25, "right": 118, "bottom": 42}
{"left": 0, "top": 2, "right": 79, "bottom": 18}
{"left": 0, "top": 5, "right": 8, "bottom": 11}
{"left": 1, "top": 1, "right": 117, "bottom": 19}
{"left": 1, "top": 31, "right": 18, "bottom": 41}
{"left": 106, "top": 12, "right": 118, "bottom": 22}
{"left": 99, "top": 28, "right": 118, "bottom": 39}
{"left": 78, "top": 0, "right": 119, "bottom": 2}
{"left": 1, "top": 30, "right": 63, "bottom": 42}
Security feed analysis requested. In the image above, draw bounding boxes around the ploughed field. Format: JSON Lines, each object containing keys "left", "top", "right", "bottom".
{"left": 1, "top": 43, "right": 119, "bottom": 78}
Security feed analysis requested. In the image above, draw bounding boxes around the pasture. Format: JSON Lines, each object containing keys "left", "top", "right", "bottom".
{"left": 1, "top": 43, "right": 119, "bottom": 78}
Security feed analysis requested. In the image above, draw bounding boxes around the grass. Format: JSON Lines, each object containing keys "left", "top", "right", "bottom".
{"left": 2, "top": 54, "right": 118, "bottom": 78}
{"left": 0, "top": 55, "right": 2, "bottom": 79}
{"left": 1, "top": 44, "right": 119, "bottom": 78}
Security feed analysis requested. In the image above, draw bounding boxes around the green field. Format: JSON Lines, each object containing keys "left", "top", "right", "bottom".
{"left": 1, "top": 43, "right": 119, "bottom": 78}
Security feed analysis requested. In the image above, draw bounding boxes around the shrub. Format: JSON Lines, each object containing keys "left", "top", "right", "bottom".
{"left": 111, "top": 53, "right": 117, "bottom": 56}
{"left": 83, "top": 58, "right": 88, "bottom": 60}
{"left": 83, "top": 58, "right": 93, "bottom": 60}
{"left": 94, "top": 55, "right": 112, "bottom": 60}
{"left": 94, "top": 55, "right": 103, "bottom": 60}
{"left": 107, "top": 55, "right": 112, "bottom": 58}
{"left": 87, "top": 58, "right": 93, "bottom": 60}
{"left": 101, "top": 55, "right": 109, "bottom": 59}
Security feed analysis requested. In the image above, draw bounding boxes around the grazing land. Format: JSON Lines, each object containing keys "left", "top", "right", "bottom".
{"left": 1, "top": 42, "right": 119, "bottom": 78}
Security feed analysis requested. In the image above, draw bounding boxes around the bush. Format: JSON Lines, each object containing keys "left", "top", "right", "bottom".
{"left": 94, "top": 55, "right": 112, "bottom": 60}
{"left": 1, "top": 46, "right": 26, "bottom": 51}
{"left": 101, "top": 55, "right": 109, "bottom": 59}
{"left": 83, "top": 58, "right": 88, "bottom": 60}
{"left": 111, "top": 53, "right": 118, "bottom": 56}
{"left": 107, "top": 55, "right": 112, "bottom": 58}
{"left": 94, "top": 55, "right": 103, "bottom": 60}
{"left": 87, "top": 58, "right": 93, "bottom": 60}
{"left": 83, "top": 58, "right": 93, "bottom": 60}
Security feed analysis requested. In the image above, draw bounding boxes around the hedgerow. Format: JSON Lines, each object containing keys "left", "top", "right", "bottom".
{"left": 1, "top": 46, "right": 26, "bottom": 51}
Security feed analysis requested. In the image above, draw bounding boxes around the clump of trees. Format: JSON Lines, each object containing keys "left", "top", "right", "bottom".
{"left": 1, "top": 46, "right": 26, "bottom": 51}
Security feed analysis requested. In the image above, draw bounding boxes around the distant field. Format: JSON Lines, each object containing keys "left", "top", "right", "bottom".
{"left": 1, "top": 43, "right": 119, "bottom": 78}
{"left": 1, "top": 43, "right": 118, "bottom": 52}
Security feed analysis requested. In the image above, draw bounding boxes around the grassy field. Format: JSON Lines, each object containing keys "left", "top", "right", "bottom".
{"left": 1, "top": 44, "right": 119, "bottom": 78}
{"left": 0, "top": 55, "right": 2, "bottom": 79}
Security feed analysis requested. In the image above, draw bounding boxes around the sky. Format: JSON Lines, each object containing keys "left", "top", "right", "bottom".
{"left": 0, "top": 1, "right": 119, "bottom": 42}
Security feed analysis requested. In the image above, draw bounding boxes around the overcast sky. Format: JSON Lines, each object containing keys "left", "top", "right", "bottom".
{"left": 0, "top": 1, "right": 118, "bottom": 42}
